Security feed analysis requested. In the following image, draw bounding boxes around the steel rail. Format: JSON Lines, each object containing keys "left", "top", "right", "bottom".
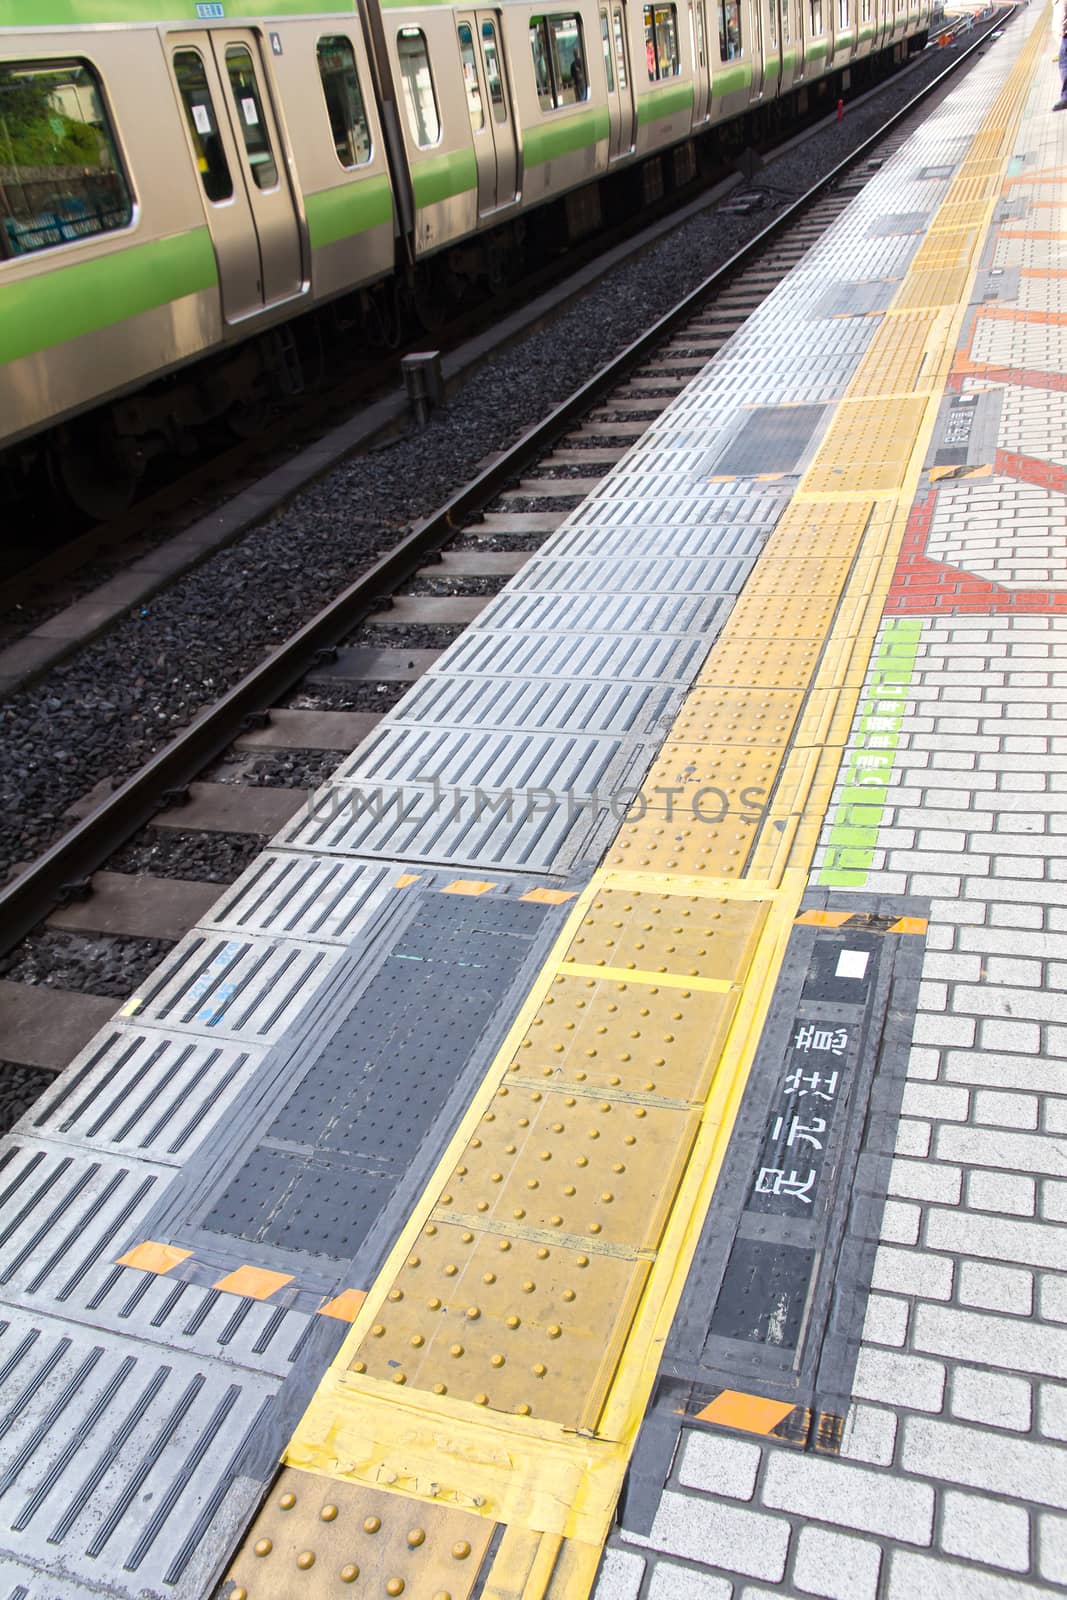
{"left": 0, "top": 11, "right": 1010, "bottom": 958}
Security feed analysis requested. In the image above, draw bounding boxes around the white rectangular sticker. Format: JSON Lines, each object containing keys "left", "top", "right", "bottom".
{"left": 241, "top": 95, "right": 259, "bottom": 125}
{"left": 192, "top": 102, "right": 212, "bottom": 135}
{"left": 836, "top": 949, "right": 870, "bottom": 980}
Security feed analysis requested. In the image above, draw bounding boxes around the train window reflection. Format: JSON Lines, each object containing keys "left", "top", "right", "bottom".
{"left": 717, "top": 0, "right": 743, "bottom": 57}
{"left": 174, "top": 50, "right": 233, "bottom": 204}
{"left": 397, "top": 28, "right": 441, "bottom": 145}
{"left": 224, "top": 45, "right": 278, "bottom": 189}
{"left": 612, "top": 9, "right": 629, "bottom": 88}
{"left": 529, "top": 15, "right": 588, "bottom": 107}
{"left": 0, "top": 58, "right": 134, "bottom": 259}
{"left": 810, "top": 0, "right": 825, "bottom": 31}
{"left": 316, "top": 35, "right": 372, "bottom": 167}
{"left": 458, "top": 24, "right": 485, "bottom": 131}
{"left": 601, "top": 11, "right": 615, "bottom": 92}
{"left": 481, "top": 22, "right": 508, "bottom": 122}
{"left": 644, "top": 4, "right": 681, "bottom": 79}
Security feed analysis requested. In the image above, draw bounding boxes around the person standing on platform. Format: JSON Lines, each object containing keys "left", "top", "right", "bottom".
{"left": 1056, "top": 1, "right": 1067, "bottom": 108}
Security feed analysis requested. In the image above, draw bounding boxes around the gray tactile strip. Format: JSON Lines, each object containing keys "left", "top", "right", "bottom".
{"left": 392, "top": 673, "right": 675, "bottom": 737}
{"left": 332, "top": 724, "right": 630, "bottom": 796}
{"left": 432, "top": 627, "right": 711, "bottom": 685}
{"left": 122, "top": 932, "right": 343, "bottom": 1045}
{"left": 200, "top": 852, "right": 395, "bottom": 944}
{"left": 0, "top": 1308, "right": 270, "bottom": 1600}
{"left": 29, "top": 1028, "right": 265, "bottom": 1165}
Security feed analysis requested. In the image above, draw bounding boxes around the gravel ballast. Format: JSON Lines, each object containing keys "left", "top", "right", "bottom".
{"left": 0, "top": 35, "right": 991, "bottom": 884}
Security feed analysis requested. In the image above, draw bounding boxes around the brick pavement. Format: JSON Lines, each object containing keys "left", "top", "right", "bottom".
{"left": 594, "top": 7, "right": 1067, "bottom": 1596}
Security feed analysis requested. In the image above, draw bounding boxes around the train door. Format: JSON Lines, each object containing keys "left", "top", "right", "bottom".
{"left": 478, "top": 15, "right": 518, "bottom": 205}
{"left": 689, "top": 0, "right": 711, "bottom": 122}
{"left": 608, "top": 5, "right": 636, "bottom": 157}
{"left": 457, "top": 15, "right": 496, "bottom": 212}
{"left": 764, "top": 0, "right": 782, "bottom": 95}
{"left": 748, "top": 0, "right": 766, "bottom": 98}
{"left": 169, "top": 30, "right": 302, "bottom": 322}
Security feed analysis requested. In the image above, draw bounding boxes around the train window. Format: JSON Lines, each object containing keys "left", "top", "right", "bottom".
{"left": 481, "top": 21, "right": 508, "bottom": 122}
{"left": 767, "top": 0, "right": 778, "bottom": 46}
{"left": 600, "top": 12, "right": 616, "bottom": 91}
{"left": 644, "top": 4, "right": 680, "bottom": 79}
{"left": 717, "top": 0, "right": 743, "bottom": 58}
{"left": 838, "top": 0, "right": 848, "bottom": 23}
{"left": 810, "top": 0, "right": 824, "bottom": 31}
{"left": 174, "top": 50, "right": 233, "bottom": 204}
{"left": 693, "top": 0, "right": 708, "bottom": 68}
{"left": 529, "top": 15, "right": 588, "bottom": 107}
{"left": 316, "top": 36, "right": 372, "bottom": 167}
{"left": 612, "top": 9, "right": 630, "bottom": 89}
{"left": 225, "top": 45, "right": 278, "bottom": 189}
{"left": 0, "top": 59, "right": 133, "bottom": 259}
{"left": 397, "top": 28, "right": 441, "bottom": 145}
{"left": 781, "top": 0, "right": 791, "bottom": 42}
{"left": 458, "top": 24, "right": 486, "bottom": 131}
{"left": 861, "top": 0, "right": 871, "bottom": 18}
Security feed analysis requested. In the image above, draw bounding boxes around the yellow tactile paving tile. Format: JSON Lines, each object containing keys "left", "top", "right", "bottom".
{"left": 226, "top": 14, "right": 1049, "bottom": 1597}
{"left": 226, "top": 1469, "right": 495, "bottom": 1599}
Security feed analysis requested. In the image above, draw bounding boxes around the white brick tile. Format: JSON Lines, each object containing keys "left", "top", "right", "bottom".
{"left": 921, "top": 953, "right": 984, "bottom": 982}
{"left": 1041, "top": 1174, "right": 1067, "bottom": 1219}
{"left": 1038, "top": 1272, "right": 1067, "bottom": 1324}
{"left": 793, "top": 1527, "right": 882, "bottom": 1600}
{"left": 914, "top": 1300, "right": 1067, "bottom": 1379}
{"left": 973, "top": 1090, "right": 1040, "bottom": 1129}
{"left": 853, "top": 1347, "right": 945, "bottom": 1413}
{"left": 861, "top": 1292, "right": 909, "bottom": 1348}
{"left": 932, "top": 1192, "right": 1067, "bottom": 1262}
{"left": 625, "top": 1491, "right": 790, "bottom": 1583}
{"left": 983, "top": 956, "right": 1043, "bottom": 986}
{"left": 894, "top": 1120, "right": 931, "bottom": 1158}
{"left": 940, "top": 1489, "right": 1030, "bottom": 1572}
{"left": 902, "top": 1416, "right": 1067, "bottom": 1507}
{"left": 762, "top": 1451, "right": 933, "bottom": 1543}
{"left": 889, "top": 1158, "right": 962, "bottom": 1205}
{"left": 1038, "top": 1383, "right": 1067, "bottom": 1441}
{"left": 1037, "top": 1512, "right": 1067, "bottom": 1586}
{"left": 912, "top": 1014, "right": 977, "bottom": 1048}
{"left": 677, "top": 1433, "right": 761, "bottom": 1502}
{"left": 871, "top": 1245, "right": 954, "bottom": 1301}
{"left": 1044, "top": 1097, "right": 1067, "bottom": 1135}
{"left": 647, "top": 1560, "right": 733, "bottom": 1600}
{"left": 937, "top": 1124, "right": 1067, "bottom": 1178}
{"left": 950, "top": 1366, "right": 1032, "bottom": 1432}
{"left": 958, "top": 1259, "right": 1034, "bottom": 1315}
{"left": 966, "top": 1170, "right": 1036, "bottom": 1217}
{"left": 901, "top": 1083, "right": 970, "bottom": 1122}
{"left": 594, "top": 1548, "right": 646, "bottom": 1600}
{"left": 840, "top": 1403, "right": 897, "bottom": 1467}
{"left": 880, "top": 1199, "right": 921, "bottom": 1245}
{"left": 976, "top": 1018, "right": 1042, "bottom": 1053}
{"left": 945, "top": 1050, "right": 1063, "bottom": 1094}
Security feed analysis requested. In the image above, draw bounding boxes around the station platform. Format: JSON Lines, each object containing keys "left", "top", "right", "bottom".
{"left": 2, "top": 8, "right": 1066, "bottom": 1598}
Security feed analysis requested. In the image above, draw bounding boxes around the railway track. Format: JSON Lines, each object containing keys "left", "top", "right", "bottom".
{"left": 0, "top": 14, "right": 1008, "bottom": 1123}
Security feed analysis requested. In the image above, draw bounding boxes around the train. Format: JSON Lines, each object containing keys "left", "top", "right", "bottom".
{"left": 0, "top": 0, "right": 933, "bottom": 513}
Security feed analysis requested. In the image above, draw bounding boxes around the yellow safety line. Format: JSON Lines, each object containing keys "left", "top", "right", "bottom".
{"left": 224, "top": 18, "right": 1047, "bottom": 1596}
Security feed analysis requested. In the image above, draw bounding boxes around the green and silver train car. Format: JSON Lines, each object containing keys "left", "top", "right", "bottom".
{"left": 0, "top": 0, "right": 931, "bottom": 507}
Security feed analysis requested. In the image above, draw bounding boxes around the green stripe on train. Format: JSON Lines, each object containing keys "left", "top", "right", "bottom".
{"left": 306, "top": 173, "right": 393, "bottom": 249}
{"left": 411, "top": 147, "right": 478, "bottom": 209}
{"left": 807, "top": 38, "right": 830, "bottom": 58}
{"left": 2, "top": 0, "right": 351, "bottom": 23}
{"left": 712, "top": 59, "right": 753, "bottom": 95}
{"left": 524, "top": 105, "right": 609, "bottom": 167}
{"left": 0, "top": 227, "right": 217, "bottom": 367}
{"left": 636, "top": 80, "right": 695, "bottom": 125}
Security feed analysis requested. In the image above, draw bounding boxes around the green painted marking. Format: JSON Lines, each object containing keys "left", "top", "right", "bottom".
{"left": 306, "top": 173, "right": 393, "bottom": 249}
{"left": 411, "top": 148, "right": 478, "bottom": 209}
{"left": 779, "top": 48, "right": 797, "bottom": 70}
{"left": 818, "top": 615, "right": 925, "bottom": 889}
{"left": 636, "top": 80, "right": 695, "bottom": 125}
{"left": 2, "top": 0, "right": 350, "bottom": 23}
{"left": 807, "top": 38, "right": 830, "bottom": 59}
{"left": 712, "top": 60, "right": 753, "bottom": 96}
{"left": 835, "top": 28, "right": 855, "bottom": 44}
{"left": 524, "top": 106, "right": 609, "bottom": 167}
{"left": 0, "top": 227, "right": 216, "bottom": 366}
{"left": 857, "top": 25, "right": 874, "bottom": 40}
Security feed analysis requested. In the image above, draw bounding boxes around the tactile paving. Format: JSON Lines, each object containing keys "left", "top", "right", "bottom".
{"left": 507, "top": 974, "right": 739, "bottom": 1103}
{"left": 804, "top": 397, "right": 929, "bottom": 493}
{"left": 561, "top": 889, "right": 767, "bottom": 981}
{"left": 438, "top": 1083, "right": 699, "bottom": 1250}
{"left": 350, "top": 1221, "right": 650, "bottom": 1428}
{"left": 225, "top": 1470, "right": 494, "bottom": 1599}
